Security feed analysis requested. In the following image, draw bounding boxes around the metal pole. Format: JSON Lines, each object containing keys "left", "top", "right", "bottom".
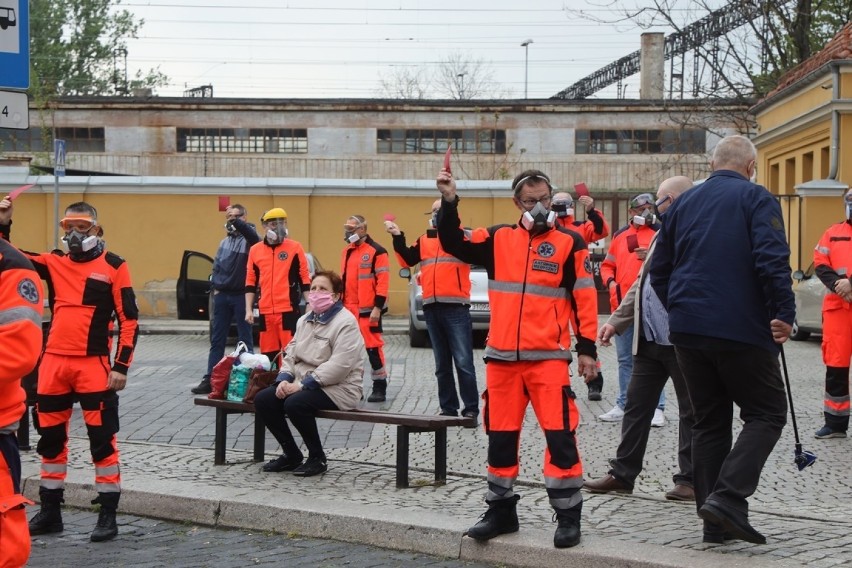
{"left": 521, "top": 39, "right": 533, "bottom": 99}
{"left": 53, "top": 174, "right": 59, "bottom": 249}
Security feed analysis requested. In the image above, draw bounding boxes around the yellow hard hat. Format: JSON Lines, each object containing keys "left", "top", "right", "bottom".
{"left": 261, "top": 207, "right": 288, "bottom": 222}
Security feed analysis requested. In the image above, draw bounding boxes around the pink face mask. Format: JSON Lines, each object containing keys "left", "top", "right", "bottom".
{"left": 308, "top": 290, "right": 336, "bottom": 314}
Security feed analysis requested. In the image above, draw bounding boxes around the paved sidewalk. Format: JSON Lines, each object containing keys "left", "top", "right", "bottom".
{"left": 19, "top": 318, "right": 850, "bottom": 567}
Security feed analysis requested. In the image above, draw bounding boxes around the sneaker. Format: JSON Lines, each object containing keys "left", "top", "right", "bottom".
{"left": 191, "top": 377, "right": 212, "bottom": 395}
{"left": 439, "top": 410, "right": 458, "bottom": 417}
{"left": 651, "top": 408, "right": 666, "bottom": 428}
{"left": 815, "top": 426, "right": 847, "bottom": 439}
{"left": 292, "top": 456, "right": 328, "bottom": 477}
{"left": 599, "top": 406, "right": 624, "bottom": 422}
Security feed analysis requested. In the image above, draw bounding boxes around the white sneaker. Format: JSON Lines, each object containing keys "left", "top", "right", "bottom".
{"left": 651, "top": 408, "right": 666, "bottom": 428}
{"left": 599, "top": 406, "right": 625, "bottom": 422}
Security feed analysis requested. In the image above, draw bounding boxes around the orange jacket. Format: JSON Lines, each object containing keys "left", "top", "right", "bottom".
{"left": 341, "top": 235, "right": 390, "bottom": 316}
{"left": 24, "top": 249, "right": 138, "bottom": 374}
{"left": 814, "top": 220, "right": 852, "bottom": 312}
{"left": 0, "top": 240, "right": 43, "bottom": 431}
{"left": 555, "top": 209, "right": 610, "bottom": 243}
{"left": 436, "top": 198, "right": 598, "bottom": 362}
{"left": 601, "top": 223, "right": 657, "bottom": 311}
{"left": 245, "top": 239, "right": 311, "bottom": 315}
{"left": 393, "top": 228, "right": 489, "bottom": 305}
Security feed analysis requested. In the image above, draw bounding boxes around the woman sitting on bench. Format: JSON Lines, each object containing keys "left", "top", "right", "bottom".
{"left": 254, "top": 270, "right": 365, "bottom": 477}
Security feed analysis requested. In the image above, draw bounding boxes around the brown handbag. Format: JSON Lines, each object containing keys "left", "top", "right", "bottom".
{"left": 242, "top": 351, "right": 283, "bottom": 404}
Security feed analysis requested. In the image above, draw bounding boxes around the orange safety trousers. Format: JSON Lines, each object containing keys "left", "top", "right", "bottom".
{"left": 0, "top": 434, "right": 31, "bottom": 568}
{"left": 258, "top": 313, "right": 295, "bottom": 354}
{"left": 484, "top": 359, "right": 583, "bottom": 484}
{"left": 34, "top": 353, "right": 121, "bottom": 494}
{"left": 822, "top": 306, "right": 852, "bottom": 424}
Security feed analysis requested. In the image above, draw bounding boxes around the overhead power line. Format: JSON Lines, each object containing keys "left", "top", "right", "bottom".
{"left": 550, "top": 0, "right": 765, "bottom": 99}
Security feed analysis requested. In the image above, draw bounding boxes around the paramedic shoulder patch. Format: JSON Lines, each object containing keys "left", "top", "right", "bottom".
{"left": 532, "top": 259, "right": 559, "bottom": 274}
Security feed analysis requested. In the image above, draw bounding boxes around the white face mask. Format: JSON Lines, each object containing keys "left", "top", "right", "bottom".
{"left": 265, "top": 226, "right": 287, "bottom": 243}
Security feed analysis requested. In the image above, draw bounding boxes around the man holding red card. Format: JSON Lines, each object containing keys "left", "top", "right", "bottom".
{"left": 551, "top": 185, "right": 609, "bottom": 401}
{"left": 436, "top": 166, "right": 599, "bottom": 548}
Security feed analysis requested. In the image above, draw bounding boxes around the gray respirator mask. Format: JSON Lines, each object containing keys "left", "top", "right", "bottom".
{"left": 266, "top": 226, "right": 287, "bottom": 243}
{"left": 62, "top": 230, "right": 99, "bottom": 254}
{"left": 520, "top": 202, "right": 556, "bottom": 234}
{"left": 632, "top": 209, "right": 658, "bottom": 227}
{"left": 846, "top": 195, "right": 852, "bottom": 221}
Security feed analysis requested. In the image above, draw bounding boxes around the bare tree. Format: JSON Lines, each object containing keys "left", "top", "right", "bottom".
{"left": 377, "top": 52, "right": 509, "bottom": 99}
{"left": 378, "top": 66, "right": 429, "bottom": 99}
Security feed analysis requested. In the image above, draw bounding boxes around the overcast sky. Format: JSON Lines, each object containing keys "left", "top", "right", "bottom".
{"left": 121, "top": 0, "right": 727, "bottom": 99}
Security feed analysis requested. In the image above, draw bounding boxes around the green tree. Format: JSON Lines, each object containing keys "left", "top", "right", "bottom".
{"left": 30, "top": 0, "right": 167, "bottom": 96}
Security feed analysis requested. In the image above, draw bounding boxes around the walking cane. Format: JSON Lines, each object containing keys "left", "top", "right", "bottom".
{"left": 780, "top": 345, "right": 817, "bottom": 471}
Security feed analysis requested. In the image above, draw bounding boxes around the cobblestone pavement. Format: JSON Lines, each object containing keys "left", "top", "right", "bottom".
{"left": 28, "top": 508, "right": 495, "bottom": 568}
{"left": 19, "top": 323, "right": 852, "bottom": 567}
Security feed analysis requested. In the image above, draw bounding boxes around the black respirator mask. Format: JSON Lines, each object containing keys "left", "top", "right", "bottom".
{"left": 62, "top": 230, "right": 99, "bottom": 254}
{"left": 520, "top": 202, "right": 556, "bottom": 235}
{"left": 551, "top": 200, "right": 574, "bottom": 219}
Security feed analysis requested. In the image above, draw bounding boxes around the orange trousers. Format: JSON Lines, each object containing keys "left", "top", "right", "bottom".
{"left": 34, "top": 353, "right": 121, "bottom": 493}
{"left": 822, "top": 306, "right": 852, "bottom": 427}
{"left": 0, "top": 433, "right": 31, "bottom": 568}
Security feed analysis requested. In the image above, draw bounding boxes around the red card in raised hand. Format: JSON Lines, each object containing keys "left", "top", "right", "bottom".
{"left": 443, "top": 147, "right": 452, "bottom": 174}
{"left": 574, "top": 182, "right": 590, "bottom": 197}
{"left": 8, "top": 184, "right": 34, "bottom": 200}
{"left": 383, "top": 213, "right": 396, "bottom": 222}
{"left": 218, "top": 196, "right": 230, "bottom": 212}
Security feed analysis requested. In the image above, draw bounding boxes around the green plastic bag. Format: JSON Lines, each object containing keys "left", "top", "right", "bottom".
{"left": 226, "top": 364, "right": 253, "bottom": 402}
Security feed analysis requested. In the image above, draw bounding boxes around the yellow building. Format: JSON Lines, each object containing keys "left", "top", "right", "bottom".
{"left": 752, "top": 22, "right": 852, "bottom": 271}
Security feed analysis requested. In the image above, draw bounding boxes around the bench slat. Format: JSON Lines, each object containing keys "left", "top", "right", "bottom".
{"left": 192, "top": 396, "right": 474, "bottom": 486}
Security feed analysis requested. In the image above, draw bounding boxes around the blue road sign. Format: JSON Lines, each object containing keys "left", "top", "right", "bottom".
{"left": 0, "top": 0, "right": 29, "bottom": 89}
{"left": 54, "top": 139, "right": 66, "bottom": 177}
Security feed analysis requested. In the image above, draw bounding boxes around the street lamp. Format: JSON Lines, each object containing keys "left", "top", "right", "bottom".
{"left": 457, "top": 72, "right": 466, "bottom": 99}
{"left": 521, "top": 39, "right": 533, "bottom": 99}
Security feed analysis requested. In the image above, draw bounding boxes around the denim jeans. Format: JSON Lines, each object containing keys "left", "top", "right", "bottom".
{"left": 423, "top": 303, "right": 479, "bottom": 415}
{"left": 615, "top": 326, "right": 665, "bottom": 411}
{"left": 206, "top": 291, "right": 254, "bottom": 376}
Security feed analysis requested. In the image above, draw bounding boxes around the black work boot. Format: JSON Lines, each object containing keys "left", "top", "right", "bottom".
{"left": 90, "top": 492, "right": 120, "bottom": 542}
{"left": 553, "top": 508, "right": 581, "bottom": 548}
{"left": 191, "top": 376, "right": 212, "bottom": 395}
{"left": 367, "top": 380, "right": 387, "bottom": 402}
{"left": 465, "top": 495, "right": 520, "bottom": 541}
{"left": 29, "top": 488, "right": 65, "bottom": 535}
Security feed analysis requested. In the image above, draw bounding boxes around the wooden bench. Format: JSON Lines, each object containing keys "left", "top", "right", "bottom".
{"left": 193, "top": 397, "right": 475, "bottom": 488}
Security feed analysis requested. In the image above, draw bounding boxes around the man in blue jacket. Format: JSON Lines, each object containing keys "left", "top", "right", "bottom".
{"left": 649, "top": 135, "right": 795, "bottom": 545}
{"left": 192, "top": 204, "right": 260, "bottom": 394}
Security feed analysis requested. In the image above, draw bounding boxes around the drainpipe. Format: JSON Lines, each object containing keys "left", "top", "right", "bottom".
{"left": 828, "top": 62, "right": 840, "bottom": 180}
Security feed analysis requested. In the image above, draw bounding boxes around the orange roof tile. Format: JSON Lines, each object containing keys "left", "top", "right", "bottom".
{"left": 760, "top": 21, "right": 852, "bottom": 103}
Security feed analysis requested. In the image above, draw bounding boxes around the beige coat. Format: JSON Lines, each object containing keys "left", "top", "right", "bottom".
{"left": 606, "top": 234, "right": 659, "bottom": 355}
{"left": 282, "top": 306, "right": 365, "bottom": 410}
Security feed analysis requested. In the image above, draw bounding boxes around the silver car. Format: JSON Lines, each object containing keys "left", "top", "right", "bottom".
{"left": 791, "top": 262, "right": 826, "bottom": 341}
{"left": 400, "top": 265, "right": 490, "bottom": 348}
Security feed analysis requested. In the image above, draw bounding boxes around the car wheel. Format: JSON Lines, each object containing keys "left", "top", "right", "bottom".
{"left": 409, "top": 321, "right": 430, "bottom": 348}
{"left": 790, "top": 319, "right": 811, "bottom": 341}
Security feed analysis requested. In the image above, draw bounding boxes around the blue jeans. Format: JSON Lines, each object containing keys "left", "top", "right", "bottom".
{"left": 206, "top": 291, "right": 254, "bottom": 376}
{"left": 423, "top": 303, "right": 479, "bottom": 415}
{"left": 615, "top": 327, "right": 665, "bottom": 411}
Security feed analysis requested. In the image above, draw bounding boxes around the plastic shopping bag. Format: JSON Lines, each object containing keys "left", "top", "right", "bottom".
{"left": 208, "top": 341, "right": 249, "bottom": 400}
{"left": 226, "top": 364, "right": 253, "bottom": 402}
